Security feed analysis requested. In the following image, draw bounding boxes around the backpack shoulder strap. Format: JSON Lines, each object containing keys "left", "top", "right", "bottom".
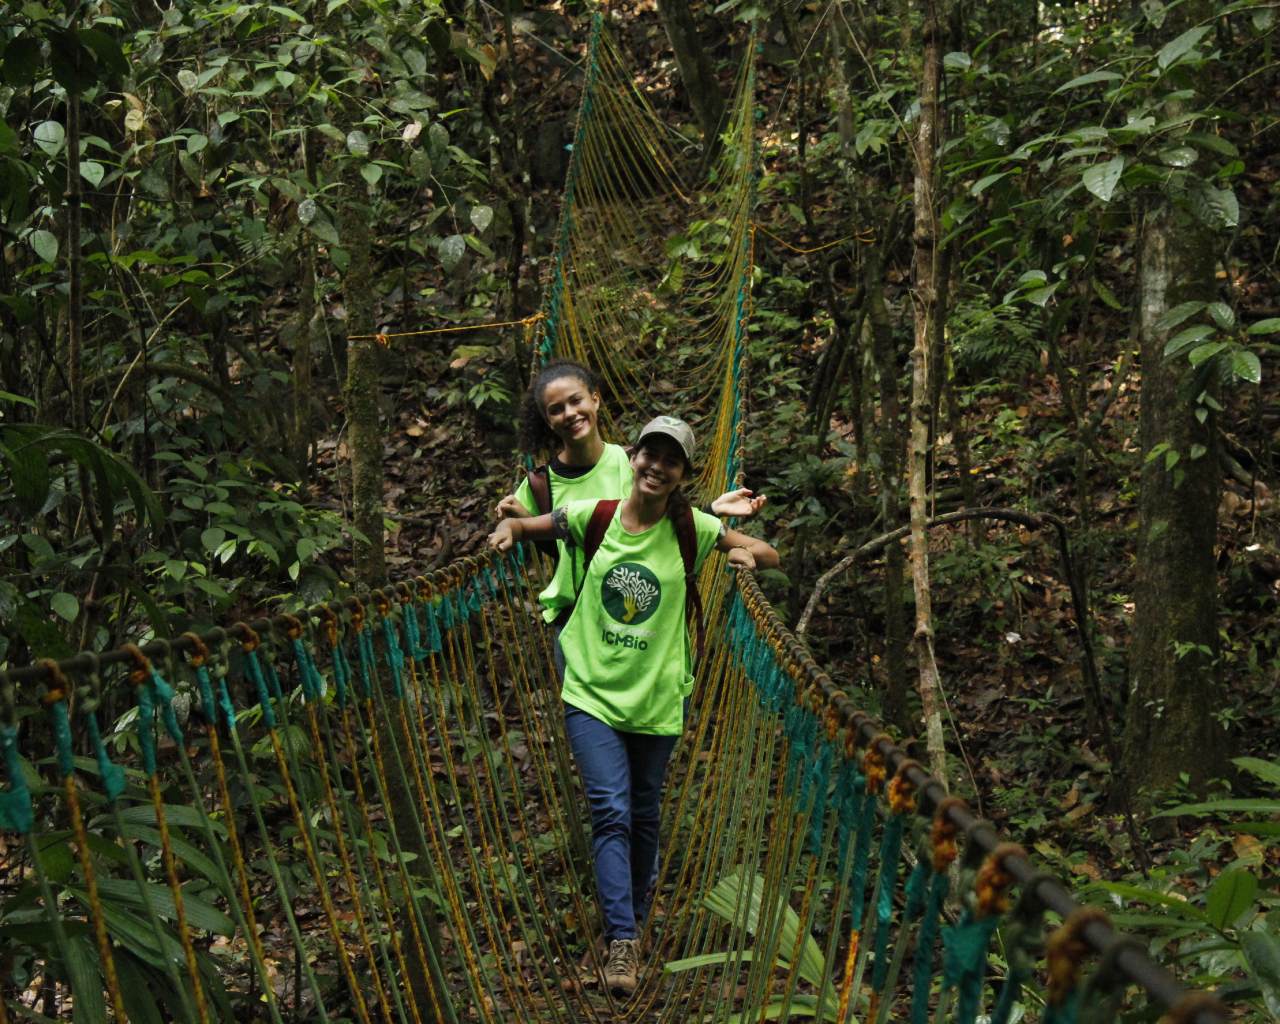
{"left": 582, "top": 500, "right": 619, "bottom": 577}
{"left": 676, "top": 505, "right": 706, "bottom": 660}
{"left": 526, "top": 464, "right": 559, "bottom": 562}
{"left": 527, "top": 464, "right": 552, "bottom": 516}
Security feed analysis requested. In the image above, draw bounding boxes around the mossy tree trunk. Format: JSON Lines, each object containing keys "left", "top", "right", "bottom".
{"left": 1122, "top": 203, "right": 1230, "bottom": 800}
{"left": 907, "top": 0, "right": 946, "bottom": 783}
{"left": 337, "top": 148, "right": 388, "bottom": 590}
{"left": 867, "top": 250, "right": 911, "bottom": 734}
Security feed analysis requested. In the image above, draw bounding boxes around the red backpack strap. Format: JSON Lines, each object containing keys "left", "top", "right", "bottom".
{"left": 526, "top": 464, "right": 559, "bottom": 562}
{"left": 676, "top": 505, "right": 706, "bottom": 660}
{"left": 527, "top": 464, "right": 552, "bottom": 516}
{"left": 582, "top": 500, "right": 619, "bottom": 577}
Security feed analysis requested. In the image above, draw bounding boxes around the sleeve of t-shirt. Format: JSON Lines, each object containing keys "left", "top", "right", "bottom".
{"left": 556, "top": 500, "right": 599, "bottom": 549}
{"left": 691, "top": 509, "right": 727, "bottom": 572}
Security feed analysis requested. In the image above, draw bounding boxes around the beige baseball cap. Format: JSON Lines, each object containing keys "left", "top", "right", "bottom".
{"left": 636, "top": 415, "right": 696, "bottom": 463}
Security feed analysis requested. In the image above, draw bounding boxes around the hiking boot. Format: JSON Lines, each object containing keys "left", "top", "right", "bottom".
{"left": 605, "top": 938, "right": 640, "bottom": 999}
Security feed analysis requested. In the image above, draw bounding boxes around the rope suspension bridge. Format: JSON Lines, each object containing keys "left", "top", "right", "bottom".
{"left": 0, "top": 13, "right": 1234, "bottom": 1024}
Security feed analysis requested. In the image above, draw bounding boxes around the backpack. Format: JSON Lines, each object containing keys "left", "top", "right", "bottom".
{"left": 577, "top": 499, "right": 707, "bottom": 660}
{"left": 526, "top": 464, "right": 560, "bottom": 562}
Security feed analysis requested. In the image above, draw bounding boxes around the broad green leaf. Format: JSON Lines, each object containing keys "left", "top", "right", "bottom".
{"left": 1241, "top": 932, "right": 1280, "bottom": 1019}
{"left": 439, "top": 234, "right": 465, "bottom": 273}
{"left": 361, "top": 163, "right": 383, "bottom": 186}
{"left": 1054, "top": 70, "right": 1122, "bottom": 93}
{"left": 115, "top": 802, "right": 229, "bottom": 838}
{"left": 30, "top": 230, "right": 58, "bottom": 264}
{"left": 470, "top": 204, "right": 493, "bottom": 232}
{"left": 1159, "top": 146, "right": 1198, "bottom": 167}
{"left": 276, "top": 69, "right": 296, "bottom": 88}
{"left": 666, "top": 950, "right": 768, "bottom": 973}
{"left": 1247, "top": 318, "right": 1280, "bottom": 335}
{"left": 1158, "top": 25, "right": 1211, "bottom": 69}
{"left": 50, "top": 592, "right": 79, "bottom": 622}
{"left": 89, "top": 878, "right": 234, "bottom": 937}
{"left": 1188, "top": 341, "right": 1227, "bottom": 366}
{"left": 1097, "top": 882, "right": 1211, "bottom": 921}
{"left": 187, "top": 134, "right": 207, "bottom": 154}
{"left": 1155, "top": 301, "right": 1207, "bottom": 332}
{"left": 79, "top": 161, "right": 105, "bottom": 188}
{"left": 1234, "top": 756, "right": 1280, "bottom": 788}
{"left": 1184, "top": 131, "right": 1238, "bottom": 158}
{"left": 346, "top": 130, "right": 369, "bottom": 155}
{"left": 177, "top": 69, "right": 197, "bottom": 92}
{"left": 1163, "top": 324, "right": 1214, "bottom": 358}
{"left": 113, "top": 949, "right": 165, "bottom": 1024}
{"left": 1082, "top": 156, "right": 1125, "bottom": 202}
{"left": 1155, "top": 798, "right": 1280, "bottom": 817}
{"left": 33, "top": 120, "right": 66, "bottom": 155}
{"left": 1207, "top": 302, "right": 1235, "bottom": 330}
{"left": 1230, "top": 350, "right": 1261, "bottom": 384}
{"left": 943, "top": 51, "right": 971, "bottom": 69}
{"left": 65, "top": 935, "right": 108, "bottom": 1024}
{"left": 2, "top": 36, "right": 41, "bottom": 87}
{"left": 1093, "top": 278, "right": 1124, "bottom": 310}
{"left": 428, "top": 121, "right": 448, "bottom": 158}
{"left": 1207, "top": 868, "right": 1256, "bottom": 930}
{"left": 971, "top": 172, "right": 1009, "bottom": 196}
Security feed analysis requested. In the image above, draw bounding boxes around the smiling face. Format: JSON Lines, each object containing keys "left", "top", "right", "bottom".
{"left": 630, "top": 435, "right": 689, "bottom": 499}
{"left": 540, "top": 376, "right": 601, "bottom": 444}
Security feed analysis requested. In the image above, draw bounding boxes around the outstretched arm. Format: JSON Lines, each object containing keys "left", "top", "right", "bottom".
{"left": 487, "top": 514, "right": 556, "bottom": 552}
{"left": 715, "top": 528, "right": 779, "bottom": 571}
{"left": 710, "top": 488, "right": 767, "bottom": 518}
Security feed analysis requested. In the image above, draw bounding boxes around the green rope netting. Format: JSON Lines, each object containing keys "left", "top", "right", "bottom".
{"left": 1, "top": 556, "right": 1140, "bottom": 1024}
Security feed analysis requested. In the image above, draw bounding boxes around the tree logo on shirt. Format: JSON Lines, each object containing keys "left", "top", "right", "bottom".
{"left": 601, "top": 562, "right": 661, "bottom": 625}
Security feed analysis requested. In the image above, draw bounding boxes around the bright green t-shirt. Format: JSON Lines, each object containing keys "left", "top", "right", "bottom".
{"left": 513, "top": 444, "right": 634, "bottom": 623}
{"left": 553, "top": 499, "right": 723, "bottom": 735}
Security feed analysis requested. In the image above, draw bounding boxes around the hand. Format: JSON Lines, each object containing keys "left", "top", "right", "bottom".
{"left": 495, "top": 494, "right": 532, "bottom": 519}
{"left": 487, "top": 521, "right": 517, "bottom": 552}
{"left": 726, "top": 545, "right": 756, "bottom": 571}
{"left": 710, "top": 488, "right": 767, "bottom": 519}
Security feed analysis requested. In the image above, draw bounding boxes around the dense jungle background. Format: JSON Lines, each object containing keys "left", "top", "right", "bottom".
{"left": 4, "top": 0, "right": 1280, "bottom": 1016}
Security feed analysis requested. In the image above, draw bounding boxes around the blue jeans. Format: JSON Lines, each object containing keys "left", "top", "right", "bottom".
{"left": 563, "top": 703, "right": 680, "bottom": 942}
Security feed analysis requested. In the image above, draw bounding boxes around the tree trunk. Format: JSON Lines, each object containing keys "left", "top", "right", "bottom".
{"left": 866, "top": 251, "right": 910, "bottom": 734}
{"left": 654, "top": 0, "right": 725, "bottom": 150}
{"left": 1122, "top": 203, "right": 1230, "bottom": 800}
{"left": 294, "top": 248, "right": 315, "bottom": 493}
{"left": 337, "top": 142, "right": 388, "bottom": 590}
{"left": 907, "top": 0, "right": 946, "bottom": 783}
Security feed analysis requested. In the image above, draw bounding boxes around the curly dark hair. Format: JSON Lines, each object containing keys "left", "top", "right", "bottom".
{"left": 517, "top": 359, "right": 600, "bottom": 454}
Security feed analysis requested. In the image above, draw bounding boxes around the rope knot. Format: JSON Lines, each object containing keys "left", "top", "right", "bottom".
{"left": 37, "top": 659, "right": 69, "bottom": 704}
{"left": 233, "top": 622, "right": 260, "bottom": 652}
{"left": 931, "top": 797, "right": 966, "bottom": 873}
{"left": 1046, "top": 907, "right": 1108, "bottom": 1006}
{"left": 318, "top": 607, "right": 340, "bottom": 649}
{"left": 975, "top": 843, "right": 1025, "bottom": 919}
{"left": 824, "top": 706, "right": 841, "bottom": 744}
{"left": 887, "top": 760, "right": 919, "bottom": 815}
{"left": 123, "top": 644, "right": 151, "bottom": 688}
{"left": 863, "top": 735, "right": 890, "bottom": 794}
{"left": 183, "top": 631, "right": 210, "bottom": 668}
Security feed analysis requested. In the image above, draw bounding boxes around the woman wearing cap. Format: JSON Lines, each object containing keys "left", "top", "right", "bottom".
{"left": 495, "top": 360, "right": 765, "bottom": 641}
{"left": 488, "top": 415, "right": 778, "bottom": 1000}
